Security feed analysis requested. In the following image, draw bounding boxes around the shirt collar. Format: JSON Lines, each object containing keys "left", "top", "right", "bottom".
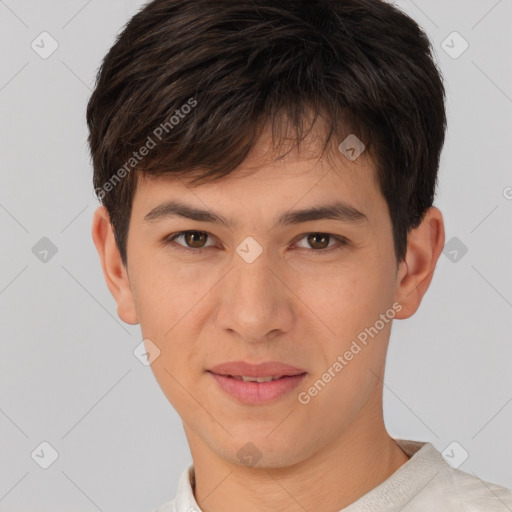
{"left": 174, "top": 462, "right": 201, "bottom": 512}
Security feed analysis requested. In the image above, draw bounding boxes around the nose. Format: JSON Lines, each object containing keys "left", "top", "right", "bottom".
{"left": 216, "top": 250, "right": 295, "bottom": 343}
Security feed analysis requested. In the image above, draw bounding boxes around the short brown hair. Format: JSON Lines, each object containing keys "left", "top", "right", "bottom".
{"left": 87, "top": 0, "right": 447, "bottom": 268}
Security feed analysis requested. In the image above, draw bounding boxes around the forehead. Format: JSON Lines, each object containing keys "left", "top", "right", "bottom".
{"left": 132, "top": 125, "right": 383, "bottom": 226}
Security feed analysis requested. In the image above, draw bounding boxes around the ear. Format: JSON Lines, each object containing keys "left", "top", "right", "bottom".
{"left": 91, "top": 205, "right": 139, "bottom": 325}
{"left": 394, "top": 206, "right": 445, "bottom": 319}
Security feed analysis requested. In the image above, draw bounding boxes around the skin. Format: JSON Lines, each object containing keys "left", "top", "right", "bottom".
{"left": 92, "top": 123, "right": 445, "bottom": 512}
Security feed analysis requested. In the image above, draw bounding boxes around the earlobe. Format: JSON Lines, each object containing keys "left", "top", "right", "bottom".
{"left": 91, "top": 206, "right": 139, "bottom": 325}
{"left": 394, "top": 207, "right": 445, "bottom": 320}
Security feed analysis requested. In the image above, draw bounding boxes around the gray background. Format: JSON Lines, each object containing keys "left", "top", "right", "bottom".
{"left": 1, "top": 0, "right": 511, "bottom": 510}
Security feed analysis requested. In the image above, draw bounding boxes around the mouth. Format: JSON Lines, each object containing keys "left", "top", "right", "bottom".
{"left": 208, "top": 372, "right": 306, "bottom": 382}
{"left": 206, "top": 370, "right": 308, "bottom": 404}
{"left": 207, "top": 360, "right": 307, "bottom": 378}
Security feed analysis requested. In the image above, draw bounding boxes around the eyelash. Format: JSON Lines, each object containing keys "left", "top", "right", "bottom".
{"left": 162, "top": 231, "right": 349, "bottom": 256}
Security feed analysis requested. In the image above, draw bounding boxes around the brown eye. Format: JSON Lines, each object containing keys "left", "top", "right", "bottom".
{"left": 183, "top": 231, "right": 208, "bottom": 248}
{"left": 164, "top": 231, "right": 214, "bottom": 251}
{"left": 306, "top": 233, "right": 330, "bottom": 250}
{"left": 294, "top": 232, "right": 349, "bottom": 255}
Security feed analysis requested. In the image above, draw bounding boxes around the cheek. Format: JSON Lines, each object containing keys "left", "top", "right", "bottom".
{"left": 302, "top": 262, "right": 394, "bottom": 372}
{"left": 133, "top": 257, "right": 206, "bottom": 326}
{"left": 300, "top": 265, "right": 380, "bottom": 328}
{"left": 132, "top": 261, "right": 215, "bottom": 378}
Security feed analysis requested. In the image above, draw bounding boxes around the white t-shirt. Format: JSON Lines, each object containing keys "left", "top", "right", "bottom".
{"left": 153, "top": 439, "right": 512, "bottom": 511}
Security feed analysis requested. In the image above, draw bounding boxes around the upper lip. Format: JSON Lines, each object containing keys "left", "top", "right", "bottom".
{"left": 208, "top": 361, "right": 307, "bottom": 378}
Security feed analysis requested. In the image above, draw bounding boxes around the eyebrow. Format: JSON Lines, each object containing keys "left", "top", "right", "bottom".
{"left": 143, "top": 199, "right": 368, "bottom": 228}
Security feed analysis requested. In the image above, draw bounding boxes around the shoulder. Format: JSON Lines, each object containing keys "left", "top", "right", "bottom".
{"left": 404, "top": 443, "right": 512, "bottom": 512}
{"left": 396, "top": 440, "right": 512, "bottom": 511}
{"left": 436, "top": 465, "right": 512, "bottom": 510}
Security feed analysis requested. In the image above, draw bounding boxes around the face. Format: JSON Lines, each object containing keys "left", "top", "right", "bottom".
{"left": 92, "top": 125, "right": 444, "bottom": 469}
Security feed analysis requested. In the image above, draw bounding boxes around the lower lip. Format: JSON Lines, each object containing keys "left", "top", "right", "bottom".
{"left": 208, "top": 371, "right": 307, "bottom": 405}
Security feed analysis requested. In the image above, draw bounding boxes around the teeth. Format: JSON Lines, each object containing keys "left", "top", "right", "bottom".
{"left": 232, "top": 375, "right": 282, "bottom": 383}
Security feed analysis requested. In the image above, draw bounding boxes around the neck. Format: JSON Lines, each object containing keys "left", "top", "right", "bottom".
{"left": 186, "top": 400, "right": 410, "bottom": 512}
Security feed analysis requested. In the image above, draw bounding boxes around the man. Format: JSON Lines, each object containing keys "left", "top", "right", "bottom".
{"left": 88, "top": 0, "right": 512, "bottom": 510}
